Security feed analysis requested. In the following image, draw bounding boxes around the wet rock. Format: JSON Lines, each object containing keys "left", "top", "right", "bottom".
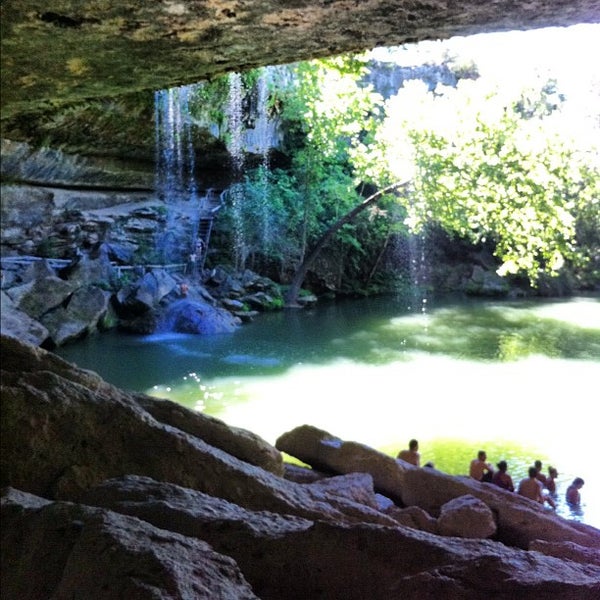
{"left": 160, "top": 299, "right": 241, "bottom": 334}
{"left": 0, "top": 140, "right": 153, "bottom": 189}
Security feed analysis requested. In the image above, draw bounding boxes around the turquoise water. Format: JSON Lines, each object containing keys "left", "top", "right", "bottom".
{"left": 56, "top": 294, "right": 600, "bottom": 528}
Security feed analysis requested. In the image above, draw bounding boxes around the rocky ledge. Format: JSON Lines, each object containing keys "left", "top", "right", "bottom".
{"left": 1, "top": 334, "right": 599, "bottom": 599}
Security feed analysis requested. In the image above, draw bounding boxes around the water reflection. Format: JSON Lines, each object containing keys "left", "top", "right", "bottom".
{"left": 55, "top": 295, "right": 600, "bottom": 527}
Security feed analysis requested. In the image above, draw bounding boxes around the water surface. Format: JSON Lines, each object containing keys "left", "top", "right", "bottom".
{"left": 56, "top": 294, "right": 600, "bottom": 528}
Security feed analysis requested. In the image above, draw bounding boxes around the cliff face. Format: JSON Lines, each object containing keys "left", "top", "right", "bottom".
{"left": 1, "top": 0, "right": 598, "bottom": 122}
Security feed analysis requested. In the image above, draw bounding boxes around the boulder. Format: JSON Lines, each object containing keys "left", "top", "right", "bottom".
{"left": 1, "top": 488, "right": 258, "bottom": 600}
{"left": 159, "top": 299, "right": 241, "bottom": 334}
{"left": 40, "top": 285, "right": 112, "bottom": 346}
{"left": 137, "top": 395, "right": 285, "bottom": 476}
{"left": 5, "top": 262, "right": 75, "bottom": 319}
{"left": 0, "top": 291, "right": 50, "bottom": 347}
{"left": 385, "top": 504, "right": 439, "bottom": 535}
{"left": 276, "top": 424, "right": 409, "bottom": 503}
{"left": 437, "top": 494, "right": 497, "bottom": 539}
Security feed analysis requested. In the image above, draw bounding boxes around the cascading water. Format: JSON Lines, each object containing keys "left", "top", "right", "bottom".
{"left": 224, "top": 67, "right": 287, "bottom": 270}
{"left": 250, "top": 69, "right": 273, "bottom": 256}
{"left": 407, "top": 228, "right": 430, "bottom": 316}
{"left": 154, "top": 84, "right": 200, "bottom": 264}
{"left": 226, "top": 72, "right": 247, "bottom": 270}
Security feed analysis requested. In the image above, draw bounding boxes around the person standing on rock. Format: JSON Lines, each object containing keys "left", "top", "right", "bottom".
{"left": 397, "top": 439, "right": 420, "bottom": 467}
{"left": 469, "top": 450, "right": 494, "bottom": 482}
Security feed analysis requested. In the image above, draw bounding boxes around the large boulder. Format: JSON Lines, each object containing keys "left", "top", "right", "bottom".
{"left": 160, "top": 299, "right": 241, "bottom": 334}
{"left": 40, "top": 285, "right": 112, "bottom": 346}
{"left": 0, "top": 291, "right": 50, "bottom": 347}
{"left": 5, "top": 261, "right": 75, "bottom": 319}
{"left": 276, "top": 424, "right": 410, "bottom": 503}
{"left": 137, "top": 395, "right": 285, "bottom": 476}
{"left": 1, "top": 488, "right": 258, "bottom": 600}
{"left": 437, "top": 494, "right": 497, "bottom": 539}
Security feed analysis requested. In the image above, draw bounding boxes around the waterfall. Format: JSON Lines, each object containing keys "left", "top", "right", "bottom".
{"left": 155, "top": 85, "right": 198, "bottom": 204}
{"left": 226, "top": 72, "right": 247, "bottom": 270}
{"left": 225, "top": 67, "right": 286, "bottom": 269}
{"left": 250, "top": 68, "right": 273, "bottom": 256}
{"left": 154, "top": 84, "right": 201, "bottom": 264}
{"left": 407, "top": 229, "right": 429, "bottom": 316}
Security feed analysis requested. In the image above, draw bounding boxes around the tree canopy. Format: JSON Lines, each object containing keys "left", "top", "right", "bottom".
{"left": 206, "top": 49, "right": 599, "bottom": 293}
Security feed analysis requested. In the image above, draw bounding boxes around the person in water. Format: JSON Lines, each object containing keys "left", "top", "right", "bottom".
{"left": 469, "top": 450, "right": 494, "bottom": 482}
{"left": 534, "top": 460, "right": 549, "bottom": 488}
{"left": 546, "top": 466, "right": 559, "bottom": 494}
{"left": 397, "top": 439, "right": 420, "bottom": 467}
{"left": 566, "top": 477, "right": 585, "bottom": 505}
{"left": 491, "top": 460, "right": 514, "bottom": 491}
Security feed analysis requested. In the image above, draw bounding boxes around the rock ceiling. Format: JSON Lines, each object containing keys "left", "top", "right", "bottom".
{"left": 1, "top": 0, "right": 599, "bottom": 120}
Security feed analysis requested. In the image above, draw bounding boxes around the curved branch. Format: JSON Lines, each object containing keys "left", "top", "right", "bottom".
{"left": 284, "top": 180, "right": 411, "bottom": 306}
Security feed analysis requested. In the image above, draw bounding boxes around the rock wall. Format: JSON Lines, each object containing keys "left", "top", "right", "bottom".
{"left": 2, "top": 1, "right": 598, "bottom": 120}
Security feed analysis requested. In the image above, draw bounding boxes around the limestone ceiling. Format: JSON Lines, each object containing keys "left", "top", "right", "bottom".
{"left": 1, "top": 0, "right": 599, "bottom": 119}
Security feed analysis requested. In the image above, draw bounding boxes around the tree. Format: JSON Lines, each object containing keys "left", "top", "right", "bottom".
{"left": 359, "top": 77, "right": 600, "bottom": 285}
{"left": 284, "top": 182, "right": 409, "bottom": 305}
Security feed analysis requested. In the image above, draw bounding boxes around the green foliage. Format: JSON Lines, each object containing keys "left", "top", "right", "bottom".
{"left": 362, "top": 77, "right": 600, "bottom": 286}
{"left": 271, "top": 56, "right": 387, "bottom": 273}
{"left": 213, "top": 52, "right": 599, "bottom": 293}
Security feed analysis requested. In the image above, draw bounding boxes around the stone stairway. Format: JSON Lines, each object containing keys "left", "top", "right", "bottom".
{"left": 194, "top": 189, "right": 223, "bottom": 271}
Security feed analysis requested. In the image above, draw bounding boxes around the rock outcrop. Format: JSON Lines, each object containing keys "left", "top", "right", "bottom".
{"left": 1, "top": 1, "right": 598, "bottom": 120}
{"left": 2, "top": 334, "right": 600, "bottom": 598}
{"left": 0, "top": 244, "right": 293, "bottom": 347}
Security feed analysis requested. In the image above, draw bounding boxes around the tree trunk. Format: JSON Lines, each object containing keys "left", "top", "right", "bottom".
{"left": 284, "top": 181, "right": 410, "bottom": 306}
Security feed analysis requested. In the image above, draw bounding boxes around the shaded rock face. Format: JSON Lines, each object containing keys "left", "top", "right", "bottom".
{"left": 2, "top": 334, "right": 600, "bottom": 599}
{"left": 1, "top": 1, "right": 597, "bottom": 120}
{"left": 0, "top": 139, "right": 154, "bottom": 189}
{"left": 2, "top": 489, "right": 258, "bottom": 600}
